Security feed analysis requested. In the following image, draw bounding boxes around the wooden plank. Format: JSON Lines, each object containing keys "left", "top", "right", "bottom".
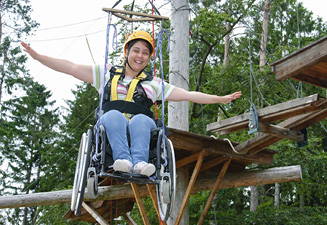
{"left": 258, "top": 122, "right": 304, "bottom": 142}
{"left": 130, "top": 183, "right": 150, "bottom": 225}
{"left": 102, "top": 8, "right": 169, "bottom": 21}
{"left": 206, "top": 94, "right": 325, "bottom": 134}
{"left": 198, "top": 160, "right": 231, "bottom": 225}
{"left": 111, "top": 13, "right": 158, "bottom": 22}
{"left": 271, "top": 36, "right": 327, "bottom": 81}
{"left": 123, "top": 214, "right": 137, "bottom": 225}
{"left": 175, "top": 150, "right": 207, "bottom": 225}
{"left": 169, "top": 128, "right": 275, "bottom": 165}
{"left": 293, "top": 71, "right": 327, "bottom": 88}
{"left": 82, "top": 202, "right": 109, "bottom": 225}
{"left": 234, "top": 108, "right": 327, "bottom": 155}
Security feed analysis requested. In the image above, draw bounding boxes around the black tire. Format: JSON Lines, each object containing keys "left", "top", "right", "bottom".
{"left": 71, "top": 132, "right": 86, "bottom": 211}
{"left": 74, "top": 128, "right": 93, "bottom": 216}
{"left": 156, "top": 136, "right": 176, "bottom": 221}
{"left": 87, "top": 176, "right": 98, "bottom": 199}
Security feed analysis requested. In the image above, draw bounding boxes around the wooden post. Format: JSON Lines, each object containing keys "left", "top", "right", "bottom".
{"left": 175, "top": 150, "right": 207, "bottom": 225}
{"left": 168, "top": 0, "right": 190, "bottom": 224}
{"left": 81, "top": 202, "right": 109, "bottom": 225}
{"left": 198, "top": 159, "right": 231, "bottom": 225}
{"left": 130, "top": 183, "right": 150, "bottom": 225}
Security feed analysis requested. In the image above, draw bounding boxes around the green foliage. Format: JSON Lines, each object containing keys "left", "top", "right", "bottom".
{"left": 0, "top": 0, "right": 39, "bottom": 102}
{"left": 35, "top": 204, "right": 89, "bottom": 225}
{"left": 0, "top": 80, "right": 61, "bottom": 223}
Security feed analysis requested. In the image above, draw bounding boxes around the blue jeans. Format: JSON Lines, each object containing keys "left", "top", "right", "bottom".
{"left": 99, "top": 110, "right": 157, "bottom": 166}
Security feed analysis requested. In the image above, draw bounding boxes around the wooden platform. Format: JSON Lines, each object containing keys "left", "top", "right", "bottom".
{"left": 271, "top": 36, "right": 327, "bottom": 88}
{"left": 102, "top": 8, "right": 169, "bottom": 22}
{"left": 63, "top": 128, "right": 278, "bottom": 224}
{"left": 207, "top": 94, "right": 327, "bottom": 155}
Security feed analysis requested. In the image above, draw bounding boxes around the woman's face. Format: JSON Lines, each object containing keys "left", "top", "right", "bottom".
{"left": 127, "top": 40, "right": 151, "bottom": 73}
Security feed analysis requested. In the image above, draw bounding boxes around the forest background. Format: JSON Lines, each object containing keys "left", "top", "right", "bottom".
{"left": 1, "top": 0, "right": 327, "bottom": 224}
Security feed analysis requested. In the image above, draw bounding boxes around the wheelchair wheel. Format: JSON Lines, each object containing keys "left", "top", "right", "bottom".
{"left": 156, "top": 137, "right": 176, "bottom": 222}
{"left": 72, "top": 128, "right": 93, "bottom": 216}
{"left": 71, "top": 132, "right": 86, "bottom": 211}
{"left": 86, "top": 168, "right": 98, "bottom": 199}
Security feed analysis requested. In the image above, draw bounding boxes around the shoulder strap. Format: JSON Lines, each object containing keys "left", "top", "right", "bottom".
{"left": 110, "top": 68, "right": 123, "bottom": 101}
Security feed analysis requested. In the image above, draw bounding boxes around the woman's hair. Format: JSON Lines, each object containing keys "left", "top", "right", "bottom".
{"left": 127, "top": 39, "right": 153, "bottom": 55}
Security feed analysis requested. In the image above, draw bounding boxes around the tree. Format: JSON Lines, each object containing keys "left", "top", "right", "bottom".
{"left": 34, "top": 82, "right": 99, "bottom": 224}
{"left": 0, "top": 0, "right": 38, "bottom": 103}
{"left": 187, "top": 0, "right": 327, "bottom": 223}
{"left": 0, "top": 80, "right": 60, "bottom": 224}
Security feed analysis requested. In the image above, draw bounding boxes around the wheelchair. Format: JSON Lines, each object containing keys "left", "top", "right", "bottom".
{"left": 70, "top": 117, "right": 176, "bottom": 222}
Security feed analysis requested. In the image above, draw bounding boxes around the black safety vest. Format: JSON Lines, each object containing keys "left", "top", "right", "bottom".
{"left": 101, "top": 66, "right": 155, "bottom": 118}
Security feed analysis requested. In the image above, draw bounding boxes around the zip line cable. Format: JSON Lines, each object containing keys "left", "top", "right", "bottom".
{"left": 36, "top": 16, "right": 107, "bottom": 32}
{"left": 23, "top": 30, "right": 105, "bottom": 43}
{"left": 19, "top": 108, "right": 98, "bottom": 193}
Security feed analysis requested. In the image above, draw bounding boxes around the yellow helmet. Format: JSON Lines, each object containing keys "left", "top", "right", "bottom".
{"left": 124, "top": 30, "right": 154, "bottom": 57}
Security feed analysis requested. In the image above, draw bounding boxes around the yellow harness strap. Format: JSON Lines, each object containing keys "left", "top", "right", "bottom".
{"left": 125, "top": 73, "right": 147, "bottom": 102}
{"left": 110, "top": 75, "right": 120, "bottom": 101}
{"left": 111, "top": 68, "right": 147, "bottom": 102}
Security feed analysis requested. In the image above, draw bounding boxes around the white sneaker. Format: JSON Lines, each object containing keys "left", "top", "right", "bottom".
{"left": 134, "top": 161, "right": 155, "bottom": 177}
{"left": 113, "top": 159, "right": 132, "bottom": 173}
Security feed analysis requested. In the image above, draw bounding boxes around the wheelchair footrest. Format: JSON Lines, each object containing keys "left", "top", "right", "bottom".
{"left": 99, "top": 171, "right": 159, "bottom": 185}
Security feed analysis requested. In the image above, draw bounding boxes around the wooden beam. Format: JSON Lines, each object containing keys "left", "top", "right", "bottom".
{"left": 102, "top": 8, "right": 169, "bottom": 21}
{"left": 122, "top": 214, "right": 137, "bottom": 225}
{"left": 175, "top": 150, "right": 207, "bottom": 225}
{"left": 130, "top": 183, "right": 150, "bottom": 225}
{"left": 198, "top": 160, "right": 231, "bottom": 225}
{"left": 176, "top": 151, "right": 202, "bottom": 168}
{"left": 206, "top": 94, "right": 326, "bottom": 134}
{"left": 0, "top": 166, "right": 302, "bottom": 209}
{"left": 200, "top": 156, "right": 227, "bottom": 172}
{"left": 258, "top": 122, "right": 304, "bottom": 142}
{"left": 234, "top": 108, "right": 327, "bottom": 155}
{"left": 271, "top": 36, "right": 327, "bottom": 82}
{"left": 81, "top": 202, "right": 109, "bottom": 225}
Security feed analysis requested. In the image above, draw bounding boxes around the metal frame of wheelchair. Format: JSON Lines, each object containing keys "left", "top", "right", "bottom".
{"left": 70, "top": 122, "right": 176, "bottom": 222}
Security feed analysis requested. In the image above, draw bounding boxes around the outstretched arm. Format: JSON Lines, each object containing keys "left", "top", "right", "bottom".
{"left": 21, "top": 42, "right": 93, "bottom": 84}
{"left": 166, "top": 86, "right": 241, "bottom": 104}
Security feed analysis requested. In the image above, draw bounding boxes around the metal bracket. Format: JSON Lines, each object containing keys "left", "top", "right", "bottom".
{"left": 297, "top": 128, "right": 308, "bottom": 147}
{"left": 248, "top": 104, "right": 259, "bottom": 135}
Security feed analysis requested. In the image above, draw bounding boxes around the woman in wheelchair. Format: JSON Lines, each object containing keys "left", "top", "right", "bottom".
{"left": 21, "top": 31, "right": 241, "bottom": 178}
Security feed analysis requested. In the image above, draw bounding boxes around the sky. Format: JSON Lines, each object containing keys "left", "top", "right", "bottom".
{"left": 23, "top": 0, "right": 327, "bottom": 111}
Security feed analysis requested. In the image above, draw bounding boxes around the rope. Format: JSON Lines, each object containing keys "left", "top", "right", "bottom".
{"left": 94, "top": 14, "right": 118, "bottom": 162}
{"left": 153, "top": 28, "right": 170, "bottom": 166}
{"left": 85, "top": 35, "right": 96, "bottom": 64}
{"left": 223, "top": 138, "right": 248, "bottom": 155}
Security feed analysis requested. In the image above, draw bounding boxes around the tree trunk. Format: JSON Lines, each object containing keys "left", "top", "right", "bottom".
{"left": 168, "top": 0, "right": 190, "bottom": 224}
{"left": 274, "top": 183, "right": 280, "bottom": 206}
{"left": 0, "top": 8, "right": 2, "bottom": 43}
{"left": 223, "top": 23, "right": 231, "bottom": 66}
{"left": 250, "top": 185, "right": 259, "bottom": 211}
{"left": 259, "top": 0, "right": 270, "bottom": 68}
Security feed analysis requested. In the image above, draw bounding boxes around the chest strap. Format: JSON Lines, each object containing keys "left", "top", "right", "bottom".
{"left": 110, "top": 68, "right": 147, "bottom": 102}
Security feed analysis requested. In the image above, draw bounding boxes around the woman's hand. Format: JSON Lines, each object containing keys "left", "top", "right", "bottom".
{"left": 21, "top": 42, "right": 39, "bottom": 60}
{"left": 220, "top": 91, "right": 242, "bottom": 104}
